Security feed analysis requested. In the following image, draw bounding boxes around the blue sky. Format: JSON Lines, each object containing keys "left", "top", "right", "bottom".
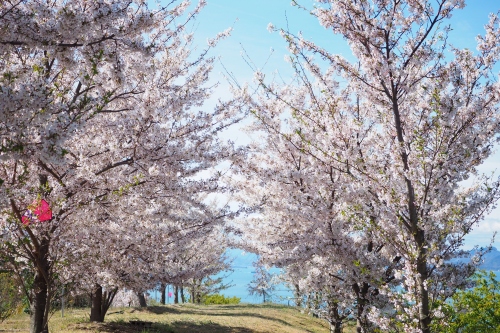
{"left": 192, "top": 0, "right": 500, "bottom": 83}
{"left": 184, "top": 1, "right": 500, "bottom": 249}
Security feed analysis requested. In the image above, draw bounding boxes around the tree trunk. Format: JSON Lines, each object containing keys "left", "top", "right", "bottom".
{"left": 180, "top": 286, "right": 185, "bottom": 303}
{"left": 327, "top": 298, "right": 343, "bottom": 333}
{"left": 138, "top": 292, "right": 147, "bottom": 307}
{"left": 356, "top": 316, "right": 364, "bottom": 333}
{"left": 294, "top": 284, "right": 302, "bottom": 307}
{"left": 392, "top": 99, "right": 431, "bottom": 333}
{"left": 353, "top": 282, "right": 369, "bottom": 333}
{"left": 174, "top": 286, "right": 179, "bottom": 304}
{"left": 28, "top": 176, "right": 53, "bottom": 333}
{"left": 30, "top": 269, "right": 48, "bottom": 333}
{"left": 330, "top": 322, "right": 342, "bottom": 333}
{"left": 190, "top": 280, "right": 197, "bottom": 304}
{"left": 160, "top": 283, "right": 166, "bottom": 305}
{"left": 90, "top": 284, "right": 103, "bottom": 322}
{"left": 194, "top": 280, "right": 201, "bottom": 304}
{"left": 90, "top": 285, "right": 117, "bottom": 322}
{"left": 417, "top": 239, "right": 431, "bottom": 333}
{"left": 103, "top": 288, "right": 117, "bottom": 321}
{"left": 30, "top": 237, "right": 50, "bottom": 333}
{"left": 196, "top": 290, "right": 201, "bottom": 304}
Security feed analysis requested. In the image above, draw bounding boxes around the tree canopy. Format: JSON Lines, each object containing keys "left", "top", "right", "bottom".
{"left": 1, "top": 1, "right": 500, "bottom": 333}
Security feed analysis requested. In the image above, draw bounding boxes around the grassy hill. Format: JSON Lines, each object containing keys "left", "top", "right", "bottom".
{"left": 0, "top": 303, "right": 357, "bottom": 333}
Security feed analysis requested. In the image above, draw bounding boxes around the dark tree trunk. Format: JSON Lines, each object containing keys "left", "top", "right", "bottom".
{"left": 90, "top": 284, "right": 103, "bottom": 322}
{"left": 160, "top": 283, "right": 166, "bottom": 305}
{"left": 190, "top": 281, "right": 196, "bottom": 303}
{"left": 102, "top": 288, "right": 117, "bottom": 321}
{"left": 30, "top": 236, "right": 50, "bottom": 333}
{"left": 196, "top": 290, "right": 201, "bottom": 304}
{"left": 30, "top": 274, "right": 48, "bottom": 333}
{"left": 294, "top": 284, "right": 302, "bottom": 307}
{"left": 28, "top": 175, "right": 54, "bottom": 333}
{"left": 417, "top": 241, "right": 431, "bottom": 333}
{"left": 174, "top": 286, "right": 179, "bottom": 304}
{"left": 194, "top": 280, "right": 201, "bottom": 304}
{"left": 353, "top": 282, "right": 369, "bottom": 333}
{"left": 327, "top": 298, "right": 344, "bottom": 333}
{"left": 138, "top": 292, "right": 147, "bottom": 307}
{"left": 180, "top": 286, "right": 185, "bottom": 303}
{"left": 330, "top": 321, "right": 342, "bottom": 333}
{"left": 90, "top": 285, "right": 118, "bottom": 322}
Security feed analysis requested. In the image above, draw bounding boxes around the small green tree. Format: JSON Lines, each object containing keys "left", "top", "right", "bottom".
{"left": 189, "top": 275, "right": 234, "bottom": 304}
{"left": 436, "top": 271, "right": 500, "bottom": 333}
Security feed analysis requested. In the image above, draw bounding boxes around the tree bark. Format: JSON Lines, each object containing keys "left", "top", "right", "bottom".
{"left": 30, "top": 269, "right": 48, "bottom": 333}
{"left": 138, "top": 292, "right": 147, "bottom": 307}
{"left": 174, "top": 286, "right": 179, "bottom": 304}
{"left": 26, "top": 175, "right": 52, "bottom": 333}
{"left": 330, "top": 322, "right": 342, "bottom": 333}
{"left": 194, "top": 280, "right": 201, "bottom": 304}
{"left": 160, "top": 283, "right": 166, "bottom": 305}
{"left": 180, "top": 286, "right": 185, "bottom": 303}
{"left": 294, "top": 284, "right": 302, "bottom": 307}
{"left": 90, "top": 284, "right": 103, "bottom": 322}
{"left": 90, "top": 284, "right": 117, "bottom": 322}
{"left": 327, "top": 298, "right": 344, "bottom": 333}
{"left": 391, "top": 95, "right": 431, "bottom": 333}
{"left": 30, "top": 236, "right": 50, "bottom": 333}
{"left": 196, "top": 290, "right": 201, "bottom": 304}
{"left": 417, "top": 240, "right": 431, "bottom": 333}
{"left": 353, "top": 282, "right": 369, "bottom": 333}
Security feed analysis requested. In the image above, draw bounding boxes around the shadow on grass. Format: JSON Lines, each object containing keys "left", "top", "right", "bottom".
{"left": 212, "top": 303, "right": 290, "bottom": 310}
{"left": 143, "top": 304, "right": 290, "bottom": 315}
{"left": 139, "top": 305, "right": 296, "bottom": 329}
{"left": 143, "top": 306, "right": 184, "bottom": 315}
{"left": 168, "top": 320, "right": 254, "bottom": 333}
{"left": 69, "top": 321, "right": 174, "bottom": 333}
{"left": 69, "top": 320, "right": 254, "bottom": 333}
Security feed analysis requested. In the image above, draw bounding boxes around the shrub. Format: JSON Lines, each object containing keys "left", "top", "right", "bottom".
{"left": 202, "top": 294, "right": 240, "bottom": 305}
{"left": 434, "top": 271, "right": 500, "bottom": 333}
{"left": 0, "top": 272, "right": 24, "bottom": 321}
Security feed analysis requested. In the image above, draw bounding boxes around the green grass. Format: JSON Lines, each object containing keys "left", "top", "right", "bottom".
{"left": 0, "top": 303, "right": 356, "bottom": 333}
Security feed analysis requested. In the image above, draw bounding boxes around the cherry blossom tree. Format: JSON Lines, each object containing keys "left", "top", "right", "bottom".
{"left": 236, "top": 0, "right": 500, "bottom": 332}
{"left": 247, "top": 260, "right": 275, "bottom": 303}
{"left": 231, "top": 131, "right": 396, "bottom": 332}
{"left": 177, "top": 231, "right": 233, "bottom": 304}
{"left": 66, "top": 196, "right": 235, "bottom": 321}
{"left": 0, "top": 1, "right": 240, "bottom": 332}
{"left": 130, "top": 220, "right": 232, "bottom": 306}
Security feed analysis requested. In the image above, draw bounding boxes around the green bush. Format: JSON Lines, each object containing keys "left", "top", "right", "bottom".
{"left": 0, "top": 272, "right": 24, "bottom": 321}
{"left": 202, "top": 294, "right": 240, "bottom": 305}
{"left": 434, "top": 271, "right": 500, "bottom": 333}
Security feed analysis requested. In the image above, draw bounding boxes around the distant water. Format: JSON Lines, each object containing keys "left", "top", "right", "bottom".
{"left": 215, "top": 249, "right": 295, "bottom": 304}
{"left": 217, "top": 265, "right": 295, "bottom": 305}
{"left": 151, "top": 251, "right": 500, "bottom": 305}
{"left": 148, "top": 249, "right": 294, "bottom": 305}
